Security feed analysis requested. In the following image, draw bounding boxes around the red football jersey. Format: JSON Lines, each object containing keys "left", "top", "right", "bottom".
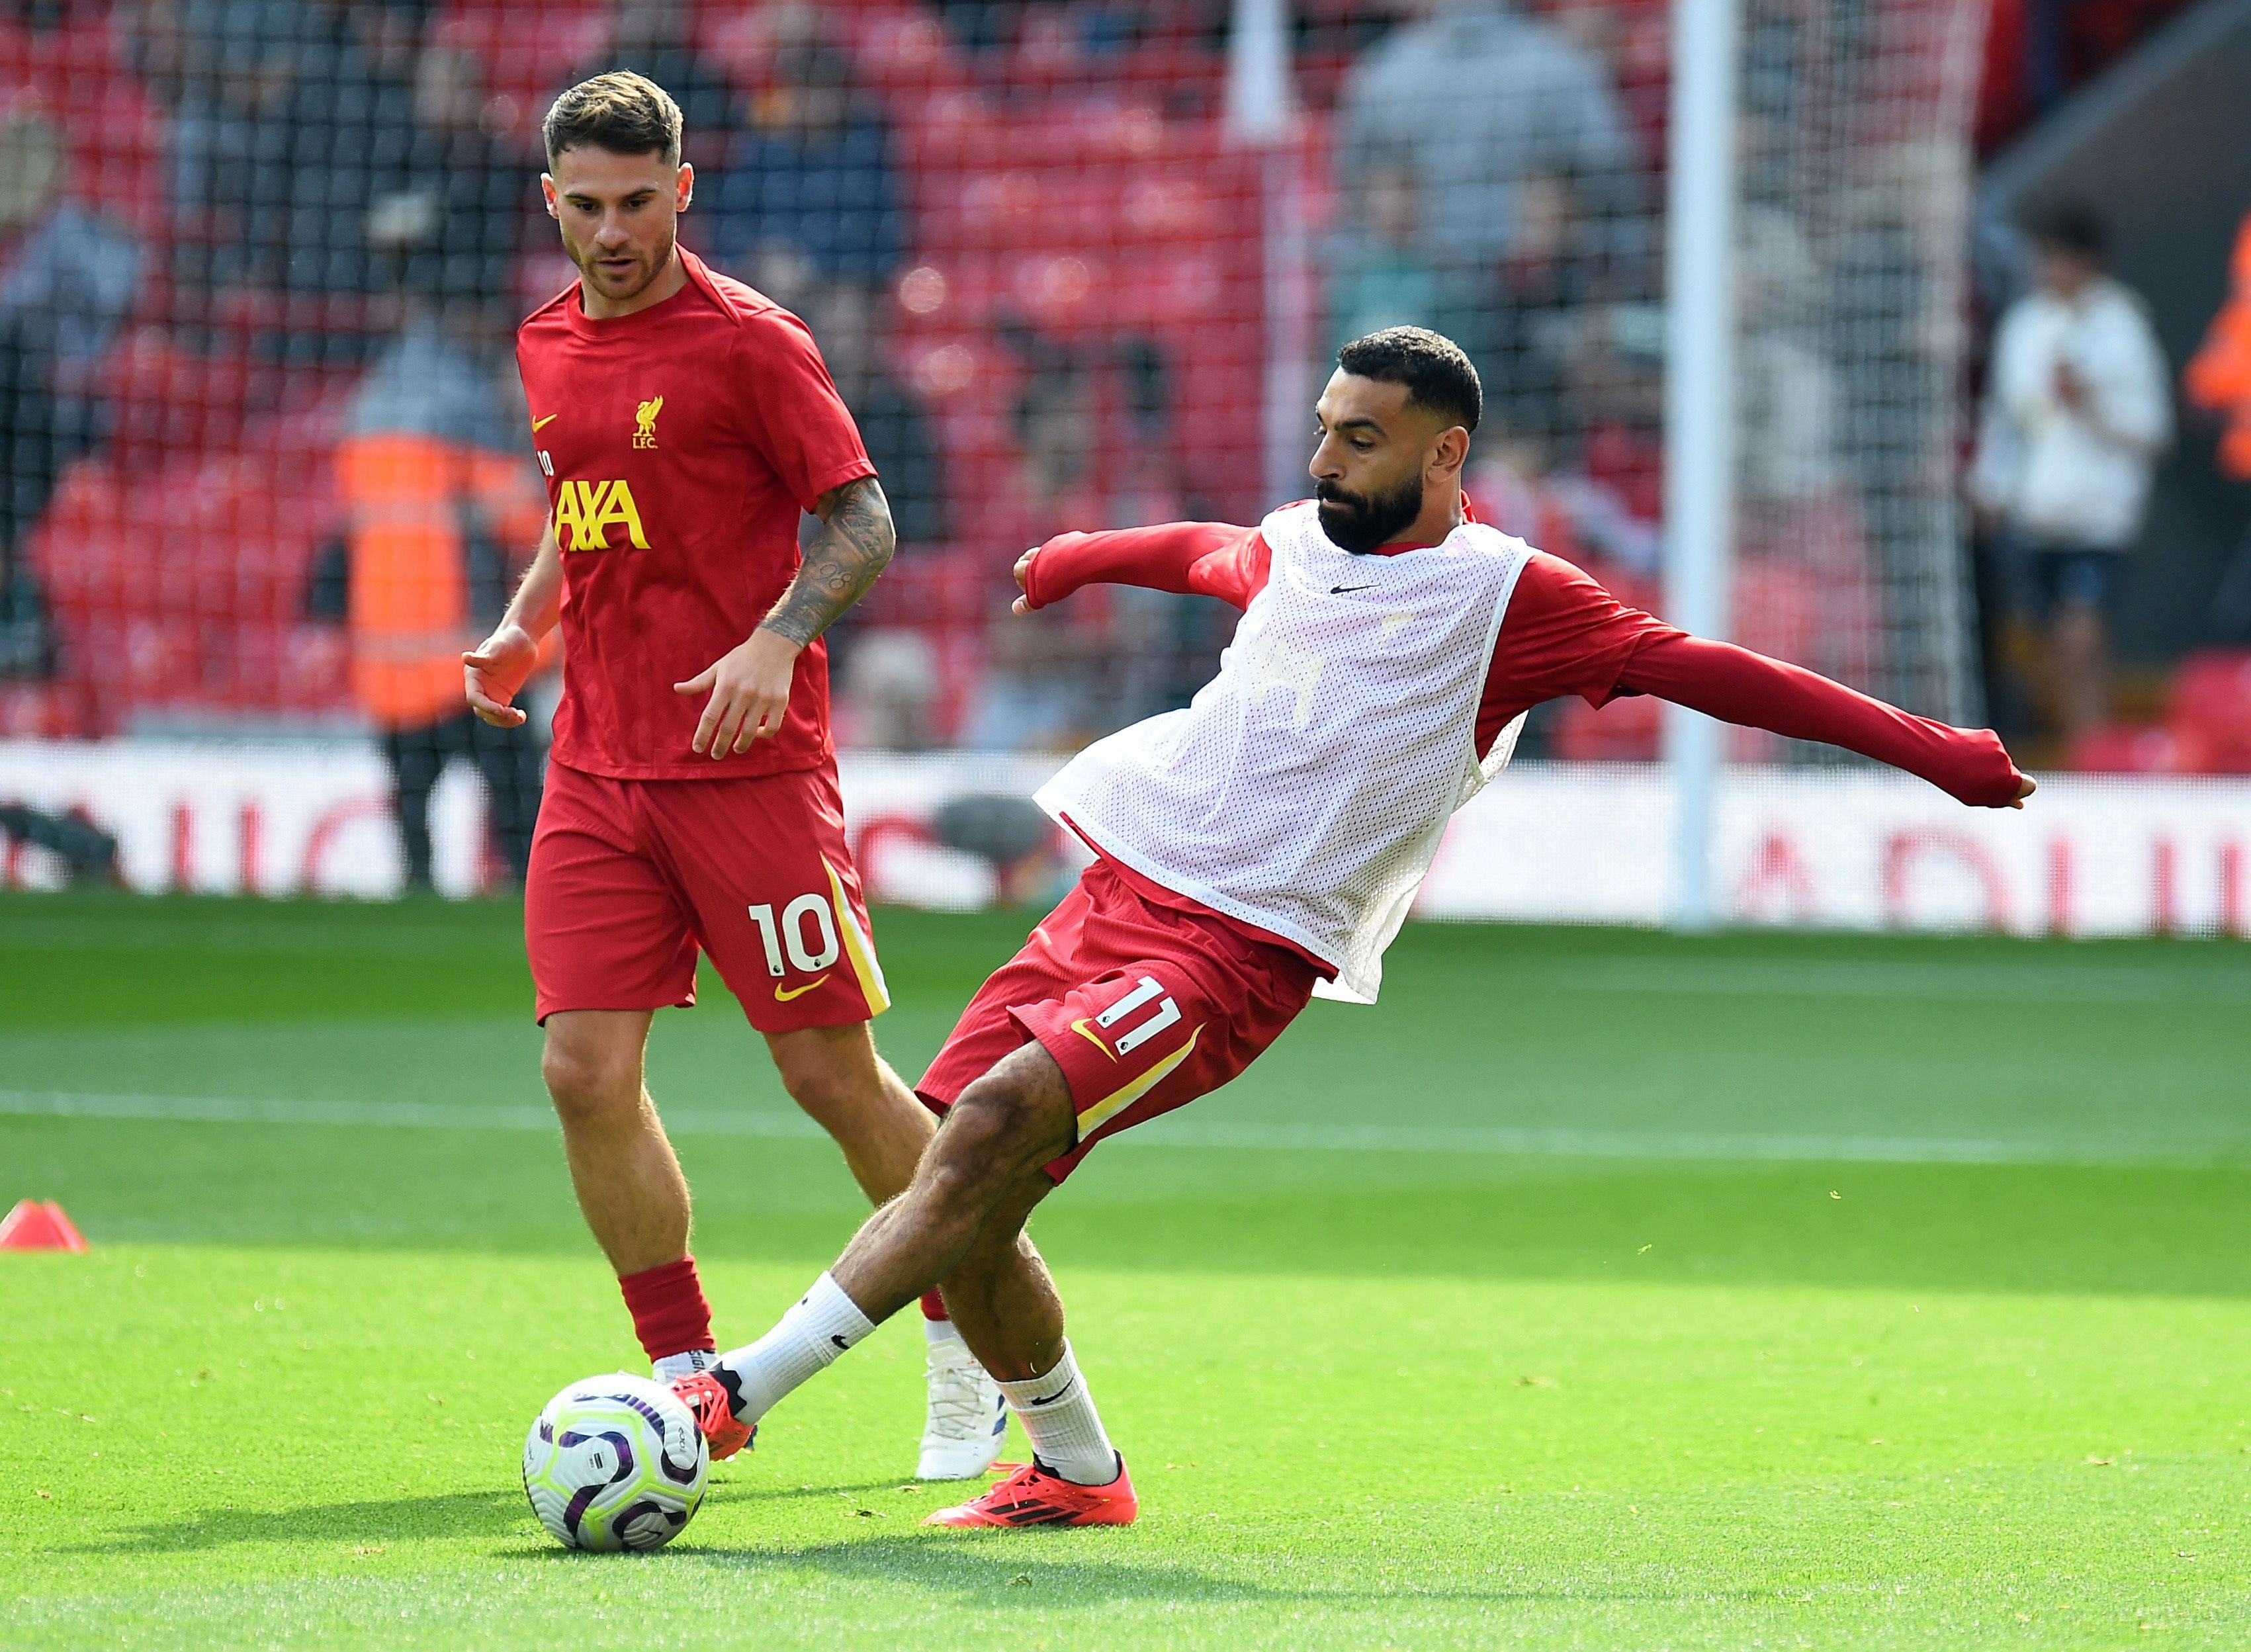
{"left": 515, "top": 249, "right": 875, "bottom": 780}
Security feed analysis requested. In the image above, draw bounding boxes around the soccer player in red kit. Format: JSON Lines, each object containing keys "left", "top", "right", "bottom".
{"left": 463, "top": 73, "right": 1006, "bottom": 1481}
{"left": 670, "top": 327, "right": 2037, "bottom": 1525}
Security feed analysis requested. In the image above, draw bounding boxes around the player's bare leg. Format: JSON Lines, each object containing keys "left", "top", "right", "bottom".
{"left": 678, "top": 1041, "right": 1136, "bottom": 1516}
{"left": 763, "top": 1022, "right": 932, "bottom": 1203}
{"left": 766, "top": 1018, "right": 1006, "bottom": 1477}
{"left": 541, "top": 1008, "right": 720, "bottom": 1383}
{"left": 832, "top": 1041, "right": 1078, "bottom": 1322}
{"left": 929, "top": 1168, "right": 1068, "bottom": 1381}
{"left": 541, "top": 1009, "right": 688, "bottom": 1275}
{"left": 918, "top": 1163, "right": 1135, "bottom": 1526}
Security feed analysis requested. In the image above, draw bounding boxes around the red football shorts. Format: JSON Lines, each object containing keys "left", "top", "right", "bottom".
{"left": 916, "top": 857, "right": 1320, "bottom": 1182}
{"left": 525, "top": 758, "right": 888, "bottom": 1033}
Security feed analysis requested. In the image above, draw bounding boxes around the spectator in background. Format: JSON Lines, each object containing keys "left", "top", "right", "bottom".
{"left": 277, "top": 0, "right": 427, "bottom": 327}
{"left": 582, "top": 0, "right": 742, "bottom": 161}
{"left": 1476, "top": 166, "right": 1611, "bottom": 440}
{"left": 366, "top": 43, "right": 527, "bottom": 338}
{"left": 712, "top": 10, "right": 903, "bottom": 288}
{"left": 1325, "top": 154, "right": 1469, "bottom": 360}
{"left": 1338, "top": 0, "right": 1639, "bottom": 281}
{"left": 320, "top": 307, "right": 549, "bottom": 890}
{"left": 1969, "top": 202, "right": 2170, "bottom": 746}
{"left": 2184, "top": 208, "right": 2251, "bottom": 641}
{"left": 963, "top": 335, "right": 1211, "bottom": 751}
{"left": 963, "top": 358, "right": 1104, "bottom": 751}
{"left": 806, "top": 279, "right": 949, "bottom": 750}
{"left": 809, "top": 280, "right": 946, "bottom": 548}
{"left": 0, "top": 109, "right": 141, "bottom": 677}
{"left": 163, "top": 0, "right": 304, "bottom": 318}
{"left": 1735, "top": 202, "right": 1875, "bottom": 693}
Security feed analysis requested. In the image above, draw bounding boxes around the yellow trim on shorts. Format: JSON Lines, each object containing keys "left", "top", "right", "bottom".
{"left": 1075, "top": 1025, "right": 1202, "bottom": 1137}
{"left": 823, "top": 857, "right": 891, "bottom": 1016}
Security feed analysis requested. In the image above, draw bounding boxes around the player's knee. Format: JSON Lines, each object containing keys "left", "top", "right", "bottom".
{"left": 932, "top": 1077, "right": 1070, "bottom": 1191}
{"left": 539, "top": 1039, "right": 640, "bottom": 1125}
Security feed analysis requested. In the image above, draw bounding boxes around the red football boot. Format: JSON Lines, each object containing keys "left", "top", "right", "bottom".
{"left": 667, "top": 1370, "right": 755, "bottom": 1461}
{"left": 923, "top": 1456, "right": 1138, "bottom": 1527}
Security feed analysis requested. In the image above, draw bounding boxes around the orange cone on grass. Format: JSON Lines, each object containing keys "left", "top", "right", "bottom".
{"left": 0, "top": 1199, "right": 87, "bottom": 1251}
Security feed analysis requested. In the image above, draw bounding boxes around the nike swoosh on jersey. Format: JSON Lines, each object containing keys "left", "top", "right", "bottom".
{"left": 774, "top": 975, "right": 830, "bottom": 1002}
{"left": 1068, "top": 1018, "right": 1119, "bottom": 1062}
{"left": 532, "top": 413, "right": 559, "bottom": 431}
{"left": 1329, "top": 583, "right": 1374, "bottom": 594}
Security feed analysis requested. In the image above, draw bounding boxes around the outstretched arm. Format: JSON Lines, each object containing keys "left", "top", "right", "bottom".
{"left": 673, "top": 474, "right": 896, "bottom": 758}
{"left": 1483, "top": 555, "right": 2032, "bottom": 808}
{"left": 1016, "top": 521, "right": 1267, "bottom": 613}
{"left": 1616, "top": 633, "right": 2034, "bottom": 808}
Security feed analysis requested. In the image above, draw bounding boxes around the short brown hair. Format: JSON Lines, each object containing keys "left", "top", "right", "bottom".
{"left": 543, "top": 71, "right": 682, "bottom": 169}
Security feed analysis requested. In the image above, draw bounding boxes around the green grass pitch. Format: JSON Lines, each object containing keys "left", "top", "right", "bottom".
{"left": 3, "top": 891, "right": 2248, "bottom": 1648}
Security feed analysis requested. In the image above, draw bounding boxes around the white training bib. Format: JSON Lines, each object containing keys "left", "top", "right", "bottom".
{"left": 1037, "top": 500, "right": 1530, "bottom": 1003}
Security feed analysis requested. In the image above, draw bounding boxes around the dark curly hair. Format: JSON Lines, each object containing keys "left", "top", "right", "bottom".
{"left": 1336, "top": 326, "right": 1481, "bottom": 433}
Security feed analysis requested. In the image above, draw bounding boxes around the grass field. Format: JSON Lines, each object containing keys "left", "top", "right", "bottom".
{"left": 3, "top": 891, "right": 2249, "bottom": 1649}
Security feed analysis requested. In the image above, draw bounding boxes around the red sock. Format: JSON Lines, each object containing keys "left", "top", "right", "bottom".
{"left": 920, "top": 1290, "right": 949, "bottom": 1322}
{"left": 619, "top": 1255, "right": 715, "bottom": 1363}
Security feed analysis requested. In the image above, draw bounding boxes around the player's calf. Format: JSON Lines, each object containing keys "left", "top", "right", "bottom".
{"left": 678, "top": 1054, "right": 1079, "bottom": 1452}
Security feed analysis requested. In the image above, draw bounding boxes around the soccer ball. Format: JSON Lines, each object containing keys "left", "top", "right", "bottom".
{"left": 521, "top": 1374, "right": 709, "bottom": 1551}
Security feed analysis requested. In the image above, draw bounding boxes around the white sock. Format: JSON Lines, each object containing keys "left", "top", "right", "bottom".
{"left": 924, "top": 1316, "right": 965, "bottom": 1349}
{"left": 651, "top": 1348, "right": 717, "bottom": 1383}
{"left": 715, "top": 1272, "right": 875, "bottom": 1425}
{"left": 995, "top": 1343, "right": 1118, "bottom": 1487}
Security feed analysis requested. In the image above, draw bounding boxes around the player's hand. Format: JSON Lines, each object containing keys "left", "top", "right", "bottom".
{"left": 676, "top": 627, "right": 799, "bottom": 757}
{"left": 2009, "top": 774, "right": 2037, "bottom": 810}
{"left": 1011, "top": 547, "right": 1038, "bottom": 615}
{"left": 463, "top": 624, "right": 539, "bottom": 728}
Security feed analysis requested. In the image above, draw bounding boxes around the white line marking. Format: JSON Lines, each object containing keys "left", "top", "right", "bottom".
{"left": 1, "top": 1089, "right": 2236, "bottom": 1168}
{"left": 1563, "top": 959, "right": 2251, "bottom": 1005}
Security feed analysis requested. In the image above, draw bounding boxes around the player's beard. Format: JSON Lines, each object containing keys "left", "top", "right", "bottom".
{"left": 1315, "top": 472, "right": 1424, "bottom": 555}
{"left": 574, "top": 225, "right": 674, "bottom": 302}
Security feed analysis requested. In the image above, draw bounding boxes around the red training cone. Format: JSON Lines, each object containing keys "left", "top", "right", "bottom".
{"left": 0, "top": 1199, "right": 88, "bottom": 1252}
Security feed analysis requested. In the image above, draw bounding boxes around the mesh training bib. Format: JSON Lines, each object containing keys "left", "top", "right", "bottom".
{"left": 1037, "top": 500, "right": 1531, "bottom": 1003}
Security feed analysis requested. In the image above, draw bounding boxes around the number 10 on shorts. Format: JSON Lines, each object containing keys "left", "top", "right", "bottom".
{"left": 748, "top": 896, "right": 842, "bottom": 978}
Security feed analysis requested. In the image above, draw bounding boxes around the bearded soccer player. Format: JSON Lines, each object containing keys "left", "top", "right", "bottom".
{"left": 668, "top": 326, "right": 2037, "bottom": 1526}
{"left": 463, "top": 73, "right": 1007, "bottom": 1481}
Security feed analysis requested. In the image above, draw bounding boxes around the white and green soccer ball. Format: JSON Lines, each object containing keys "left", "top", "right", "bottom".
{"left": 522, "top": 1374, "right": 709, "bottom": 1551}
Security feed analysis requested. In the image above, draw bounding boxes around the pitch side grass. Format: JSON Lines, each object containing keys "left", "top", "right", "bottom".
{"left": 3, "top": 892, "right": 2247, "bottom": 1648}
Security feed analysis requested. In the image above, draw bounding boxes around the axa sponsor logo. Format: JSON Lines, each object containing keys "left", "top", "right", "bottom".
{"left": 553, "top": 478, "right": 649, "bottom": 552}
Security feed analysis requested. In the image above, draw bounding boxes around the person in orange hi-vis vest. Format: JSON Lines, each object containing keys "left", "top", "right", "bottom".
{"left": 334, "top": 318, "right": 552, "bottom": 889}
{"left": 2184, "top": 209, "right": 2251, "bottom": 639}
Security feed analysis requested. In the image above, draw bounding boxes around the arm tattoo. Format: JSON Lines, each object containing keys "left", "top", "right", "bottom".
{"left": 759, "top": 476, "right": 897, "bottom": 648}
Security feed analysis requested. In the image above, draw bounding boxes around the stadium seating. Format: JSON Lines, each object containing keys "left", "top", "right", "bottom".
{"left": 13, "top": 0, "right": 2194, "bottom": 746}
{"left": 4, "top": 1, "right": 1253, "bottom": 738}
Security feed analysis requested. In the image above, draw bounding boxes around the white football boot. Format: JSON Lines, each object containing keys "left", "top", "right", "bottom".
{"left": 917, "top": 1332, "right": 1008, "bottom": 1480}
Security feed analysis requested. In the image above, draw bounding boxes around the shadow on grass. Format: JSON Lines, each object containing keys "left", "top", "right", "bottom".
{"left": 672, "top": 1532, "right": 1730, "bottom": 1612}
{"left": 69, "top": 1488, "right": 526, "bottom": 1553}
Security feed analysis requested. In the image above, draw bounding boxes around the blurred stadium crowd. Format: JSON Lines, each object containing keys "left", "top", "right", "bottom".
{"left": 0, "top": 0, "right": 2244, "bottom": 776}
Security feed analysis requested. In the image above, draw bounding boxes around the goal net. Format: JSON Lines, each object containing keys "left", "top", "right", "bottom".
{"left": 0, "top": 0, "right": 1994, "bottom": 898}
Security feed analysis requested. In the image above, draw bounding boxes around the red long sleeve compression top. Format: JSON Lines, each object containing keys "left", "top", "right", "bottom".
{"left": 1020, "top": 518, "right": 2027, "bottom": 809}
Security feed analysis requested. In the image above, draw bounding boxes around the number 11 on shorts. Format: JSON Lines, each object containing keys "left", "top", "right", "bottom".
{"left": 748, "top": 896, "right": 842, "bottom": 978}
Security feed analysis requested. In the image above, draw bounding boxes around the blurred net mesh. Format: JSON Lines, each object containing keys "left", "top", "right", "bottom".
{"left": 0, "top": 0, "right": 1986, "bottom": 765}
